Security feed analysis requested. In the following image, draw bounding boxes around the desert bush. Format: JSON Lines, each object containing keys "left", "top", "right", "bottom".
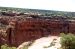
{"left": 60, "top": 33, "right": 75, "bottom": 49}
{"left": 1, "top": 44, "right": 17, "bottom": 49}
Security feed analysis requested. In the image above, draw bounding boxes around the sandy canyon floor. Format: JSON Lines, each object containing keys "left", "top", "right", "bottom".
{"left": 17, "top": 36, "right": 61, "bottom": 49}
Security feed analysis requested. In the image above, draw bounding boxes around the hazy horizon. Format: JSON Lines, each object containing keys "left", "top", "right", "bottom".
{"left": 0, "top": 0, "right": 75, "bottom": 12}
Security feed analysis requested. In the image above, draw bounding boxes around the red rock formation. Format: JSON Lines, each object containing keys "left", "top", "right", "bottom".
{"left": 1, "top": 16, "right": 75, "bottom": 47}
{"left": 5, "top": 19, "right": 63, "bottom": 46}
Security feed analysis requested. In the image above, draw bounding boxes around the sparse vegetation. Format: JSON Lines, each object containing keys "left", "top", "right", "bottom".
{"left": 0, "top": 6, "right": 75, "bottom": 17}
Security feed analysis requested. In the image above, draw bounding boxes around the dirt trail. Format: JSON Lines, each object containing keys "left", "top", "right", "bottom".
{"left": 17, "top": 36, "right": 61, "bottom": 49}
{"left": 28, "top": 36, "right": 61, "bottom": 49}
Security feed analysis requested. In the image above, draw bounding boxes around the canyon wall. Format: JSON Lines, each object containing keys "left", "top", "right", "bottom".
{"left": 0, "top": 16, "right": 75, "bottom": 46}
{"left": 6, "top": 18, "right": 75, "bottom": 46}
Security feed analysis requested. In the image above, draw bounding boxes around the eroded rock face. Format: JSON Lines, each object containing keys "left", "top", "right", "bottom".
{"left": 5, "top": 18, "right": 75, "bottom": 46}
{"left": 1, "top": 15, "right": 75, "bottom": 47}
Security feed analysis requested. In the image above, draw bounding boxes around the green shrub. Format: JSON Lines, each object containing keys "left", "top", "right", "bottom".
{"left": 1, "top": 44, "right": 17, "bottom": 49}
{"left": 60, "top": 33, "right": 75, "bottom": 49}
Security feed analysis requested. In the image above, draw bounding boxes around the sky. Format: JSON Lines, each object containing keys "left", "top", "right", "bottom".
{"left": 0, "top": 0, "right": 75, "bottom": 12}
